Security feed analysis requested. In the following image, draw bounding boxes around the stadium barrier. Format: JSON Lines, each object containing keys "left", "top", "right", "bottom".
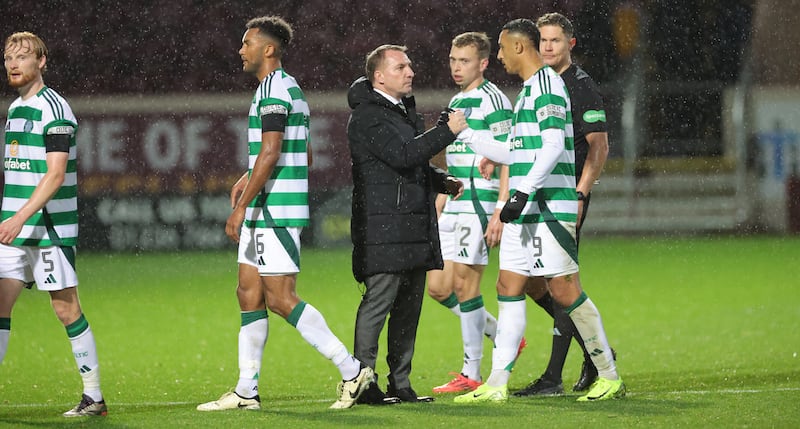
{"left": 2, "top": 86, "right": 797, "bottom": 251}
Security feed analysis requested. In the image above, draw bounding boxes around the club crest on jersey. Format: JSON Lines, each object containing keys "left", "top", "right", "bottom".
{"left": 463, "top": 107, "right": 472, "bottom": 118}
{"left": 24, "top": 119, "right": 34, "bottom": 133}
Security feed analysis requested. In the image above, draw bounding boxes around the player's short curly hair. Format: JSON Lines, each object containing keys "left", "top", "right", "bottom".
{"left": 452, "top": 32, "right": 491, "bottom": 60}
{"left": 246, "top": 16, "right": 293, "bottom": 56}
{"left": 365, "top": 44, "right": 407, "bottom": 84}
{"left": 536, "top": 12, "right": 575, "bottom": 39}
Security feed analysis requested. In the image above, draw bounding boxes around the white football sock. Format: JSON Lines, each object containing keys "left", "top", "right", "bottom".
{"left": 0, "top": 317, "right": 10, "bottom": 364}
{"left": 487, "top": 297, "right": 526, "bottom": 387}
{"left": 291, "top": 302, "right": 360, "bottom": 380}
{"left": 460, "top": 296, "right": 487, "bottom": 381}
{"left": 484, "top": 308, "right": 498, "bottom": 342}
{"left": 568, "top": 293, "right": 618, "bottom": 380}
{"left": 66, "top": 315, "right": 102, "bottom": 402}
{"left": 236, "top": 311, "right": 268, "bottom": 398}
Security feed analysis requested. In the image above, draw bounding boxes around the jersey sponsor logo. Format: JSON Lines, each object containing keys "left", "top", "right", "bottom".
{"left": 23, "top": 119, "right": 34, "bottom": 133}
{"left": 583, "top": 110, "right": 606, "bottom": 123}
{"left": 47, "top": 125, "right": 75, "bottom": 135}
{"left": 447, "top": 142, "right": 469, "bottom": 153}
{"left": 259, "top": 104, "right": 288, "bottom": 116}
{"left": 536, "top": 104, "right": 566, "bottom": 122}
{"left": 490, "top": 119, "right": 512, "bottom": 137}
{"left": 511, "top": 137, "right": 524, "bottom": 149}
{"left": 4, "top": 158, "right": 32, "bottom": 171}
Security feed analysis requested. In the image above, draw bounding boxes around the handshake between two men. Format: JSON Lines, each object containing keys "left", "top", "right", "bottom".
{"left": 438, "top": 107, "right": 527, "bottom": 223}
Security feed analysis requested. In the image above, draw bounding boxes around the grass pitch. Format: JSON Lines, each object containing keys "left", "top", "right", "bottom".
{"left": 1, "top": 236, "right": 799, "bottom": 428}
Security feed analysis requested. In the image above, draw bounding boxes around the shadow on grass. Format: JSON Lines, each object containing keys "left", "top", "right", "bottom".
{"left": 415, "top": 394, "right": 707, "bottom": 420}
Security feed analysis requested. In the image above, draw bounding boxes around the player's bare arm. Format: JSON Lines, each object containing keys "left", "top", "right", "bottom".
{"left": 577, "top": 131, "right": 608, "bottom": 196}
{"left": 485, "top": 165, "right": 509, "bottom": 248}
{"left": 230, "top": 171, "right": 249, "bottom": 209}
{"left": 225, "top": 130, "right": 283, "bottom": 242}
{"left": 576, "top": 131, "right": 608, "bottom": 227}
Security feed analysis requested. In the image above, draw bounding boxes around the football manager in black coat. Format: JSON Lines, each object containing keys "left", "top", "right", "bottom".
{"left": 347, "top": 44, "right": 468, "bottom": 404}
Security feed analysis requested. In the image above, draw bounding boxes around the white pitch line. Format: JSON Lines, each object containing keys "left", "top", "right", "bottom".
{"left": 1, "top": 387, "right": 798, "bottom": 409}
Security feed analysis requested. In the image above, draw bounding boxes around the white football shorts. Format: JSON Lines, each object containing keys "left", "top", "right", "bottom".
{"left": 0, "top": 243, "right": 78, "bottom": 291}
{"left": 498, "top": 222, "right": 531, "bottom": 276}
{"left": 238, "top": 224, "right": 302, "bottom": 275}
{"left": 519, "top": 221, "right": 579, "bottom": 278}
{"left": 438, "top": 212, "right": 489, "bottom": 266}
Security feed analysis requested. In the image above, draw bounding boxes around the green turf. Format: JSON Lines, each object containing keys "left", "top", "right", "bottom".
{"left": 1, "top": 236, "right": 799, "bottom": 428}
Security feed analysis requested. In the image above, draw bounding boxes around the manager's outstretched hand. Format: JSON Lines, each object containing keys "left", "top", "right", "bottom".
{"left": 436, "top": 108, "right": 454, "bottom": 127}
{"left": 446, "top": 109, "right": 468, "bottom": 135}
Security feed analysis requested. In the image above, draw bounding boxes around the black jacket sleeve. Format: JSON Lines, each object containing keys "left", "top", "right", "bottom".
{"left": 353, "top": 115, "right": 456, "bottom": 170}
{"left": 429, "top": 165, "right": 454, "bottom": 194}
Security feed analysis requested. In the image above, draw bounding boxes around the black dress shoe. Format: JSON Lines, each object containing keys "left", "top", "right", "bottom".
{"left": 572, "top": 360, "right": 598, "bottom": 392}
{"left": 513, "top": 376, "right": 564, "bottom": 397}
{"left": 573, "top": 348, "right": 617, "bottom": 392}
{"left": 356, "top": 382, "right": 401, "bottom": 405}
{"left": 387, "top": 386, "right": 434, "bottom": 403}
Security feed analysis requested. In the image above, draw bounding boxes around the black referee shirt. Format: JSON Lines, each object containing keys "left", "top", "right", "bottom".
{"left": 560, "top": 64, "right": 607, "bottom": 181}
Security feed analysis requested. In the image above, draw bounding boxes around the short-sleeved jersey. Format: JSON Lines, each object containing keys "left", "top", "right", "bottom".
{"left": 561, "top": 64, "right": 606, "bottom": 180}
{"left": 2, "top": 86, "right": 78, "bottom": 246}
{"left": 245, "top": 68, "right": 310, "bottom": 228}
{"left": 508, "top": 66, "right": 577, "bottom": 224}
{"left": 443, "top": 79, "right": 513, "bottom": 216}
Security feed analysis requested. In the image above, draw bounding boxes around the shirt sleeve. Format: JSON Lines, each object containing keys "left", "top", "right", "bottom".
{"left": 570, "top": 76, "right": 607, "bottom": 135}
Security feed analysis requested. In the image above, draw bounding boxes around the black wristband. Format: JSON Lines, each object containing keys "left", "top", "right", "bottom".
{"left": 576, "top": 191, "right": 586, "bottom": 201}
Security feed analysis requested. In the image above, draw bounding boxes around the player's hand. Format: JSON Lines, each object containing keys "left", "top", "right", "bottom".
{"left": 436, "top": 108, "right": 454, "bottom": 127}
{"left": 478, "top": 157, "right": 498, "bottom": 180}
{"left": 230, "top": 172, "right": 248, "bottom": 209}
{"left": 447, "top": 110, "right": 468, "bottom": 135}
{"left": 499, "top": 191, "right": 529, "bottom": 223}
{"left": 444, "top": 176, "right": 464, "bottom": 200}
{"left": 0, "top": 216, "right": 23, "bottom": 245}
{"left": 225, "top": 207, "right": 246, "bottom": 243}
{"left": 484, "top": 209, "right": 504, "bottom": 247}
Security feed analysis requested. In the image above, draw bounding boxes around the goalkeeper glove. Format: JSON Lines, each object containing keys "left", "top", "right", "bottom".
{"left": 499, "top": 191, "right": 529, "bottom": 223}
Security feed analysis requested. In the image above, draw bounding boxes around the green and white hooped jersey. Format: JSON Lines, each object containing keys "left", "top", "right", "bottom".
{"left": 509, "top": 66, "right": 577, "bottom": 224}
{"left": 2, "top": 86, "right": 78, "bottom": 246}
{"left": 443, "top": 80, "right": 512, "bottom": 215}
{"left": 245, "top": 68, "right": 310, "bottom": 228}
